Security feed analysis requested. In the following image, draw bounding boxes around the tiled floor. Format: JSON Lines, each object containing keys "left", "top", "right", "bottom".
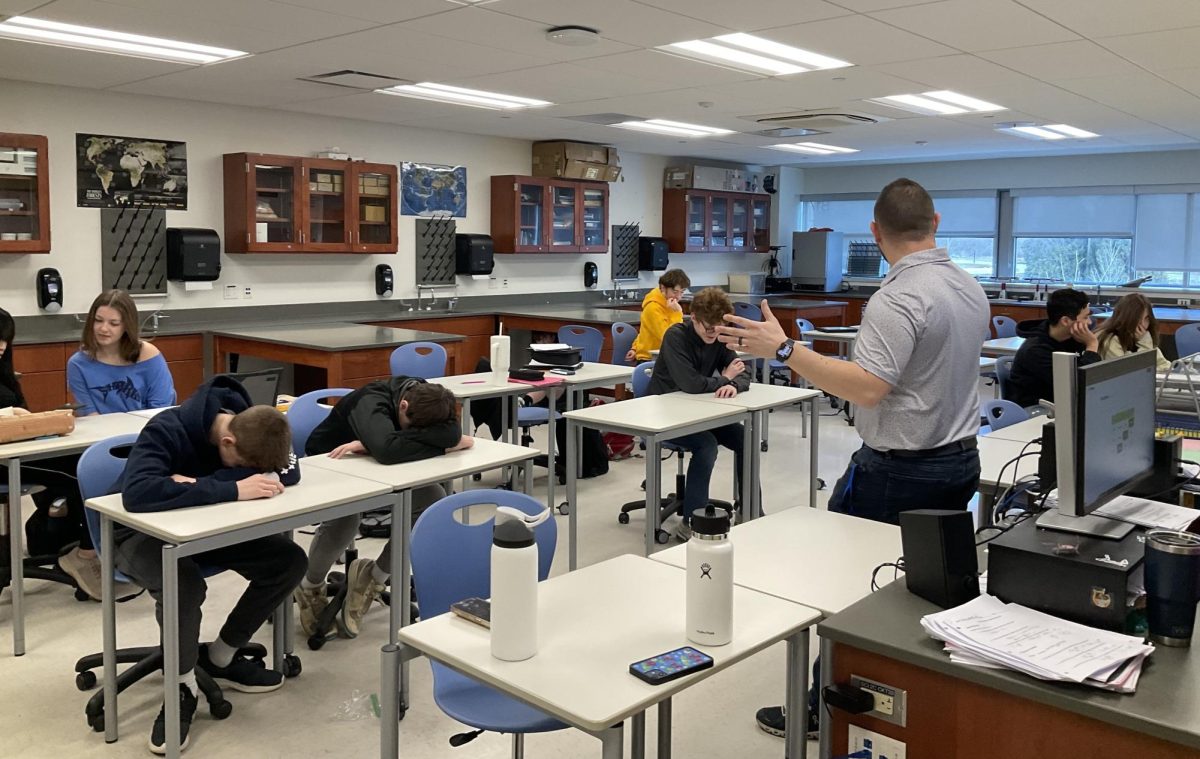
{"left": 0, "top": 393, "right": 891, "bottom": 758}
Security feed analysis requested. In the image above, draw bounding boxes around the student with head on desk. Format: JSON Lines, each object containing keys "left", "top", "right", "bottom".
{"left": 720, "top": 178, "right": 990, "bottom": 741}
{"left": 647, "top": 287, "right": 751, "bottom": 542}
{"left": 1095, "top": 292, "right": 1170, "bottom": 371}
{"left": 627, "top": 268, "right": 691, "bottom": 363}
{"left": 114, "top": 376, "right": 305, "bottom": 754}
{"left": 1004, "top": 288, "right": 1102, "bottom": 408}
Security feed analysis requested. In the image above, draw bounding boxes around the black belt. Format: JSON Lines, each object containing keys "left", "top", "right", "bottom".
{"left": 872, "top": 437, "right": 978, "bottom": 459}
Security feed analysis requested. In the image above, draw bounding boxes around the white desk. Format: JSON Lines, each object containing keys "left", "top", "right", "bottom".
{"left": 1, "top": 412, "right": 149, "bottom": 656}
{"left": 982, "top": 336, "right": 1024, "bottom": 356}
{"left": 548, "top": 363, "right": 635, "bottom": 513}
{"left": 429, "top": 371, "right": 534, "bottom": 444}
{"left": 976, "top": 435, "right": 1043, "bottom": 530}
{"left": 982, "top": 416, "right": 1047, "bottom": 444}
{"left": 669, "top": 385, "right": 823, "bottom": 516}
{"left": 562, "top": 396, "right": 750, "bottom": 569}
{"left": 392, "top": 554, "right": 821, "bottom": 759}
{"left": 88, "top": 466, "right": 394, "bottom": 759}
{"left": 801, "top": 328, "right": 859, "bottom": 422}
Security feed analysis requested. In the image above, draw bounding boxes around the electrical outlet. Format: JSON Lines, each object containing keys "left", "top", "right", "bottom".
{"left": 488, "top": 277, "right": 498, "bottom": 290}
{"left": 850, "top": 675, "right": 906, "bottom": 726}
{"left": 848, "top": 725, "right": 906, "bottom": 759}
{"left": 243, "top": 286, "right": 253, "bottom": 300}
{"left": 224, "top": 284, "right": 240, "bottom": 300}
{"left": 502, "top": 278, "right": 509, "bottom": 289}
{"left": 1179, "top": 298, "right": 1190, "bottom": 307}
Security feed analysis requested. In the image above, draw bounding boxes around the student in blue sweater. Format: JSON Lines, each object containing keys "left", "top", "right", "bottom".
{"left": 114, "top": 376, "right": 305, "bottom": 754}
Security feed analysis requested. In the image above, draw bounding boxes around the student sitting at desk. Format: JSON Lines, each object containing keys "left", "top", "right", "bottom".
{"left": 1005, "top": 288, "right": 1102, "bottom": 408}
{"left": 628, "top": 268, "right": 690, "bottom": 363}
{"left": 1095, "top": 293, "right": 1170, "bottom": 371}
{"left": 115, "top": 375, "right": 305, "bottom": 754}
{"left": 647, "top": 287, "right": 751, "bottom": 542}
{"left": 296, "top": 377, "right": 472, "bottom": 640}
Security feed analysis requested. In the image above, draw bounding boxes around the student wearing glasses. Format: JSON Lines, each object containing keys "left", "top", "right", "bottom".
{"left": 627, "top": 268, "right": 691, "bottom": 363}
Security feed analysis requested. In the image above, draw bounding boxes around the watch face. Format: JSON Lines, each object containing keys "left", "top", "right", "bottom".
{"left": 777, "top": 340, "right": 794, "bottom": 361}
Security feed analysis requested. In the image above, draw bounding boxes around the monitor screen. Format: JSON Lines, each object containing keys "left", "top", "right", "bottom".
{"left": 1077, "top": 351, "right": 1156, "bottom": 513}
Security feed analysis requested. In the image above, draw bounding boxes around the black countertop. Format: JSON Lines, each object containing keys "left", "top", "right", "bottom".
{"left": 210, "top": 323, "right": 464, "bottom": 352}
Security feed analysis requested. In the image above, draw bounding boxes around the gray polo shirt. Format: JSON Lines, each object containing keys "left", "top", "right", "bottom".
{"left": 853, "top": 247, "right": 990, "bottom": 452}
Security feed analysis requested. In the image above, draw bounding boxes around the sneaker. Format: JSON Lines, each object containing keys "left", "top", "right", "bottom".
{"left": 60, "top": 548, "right": 142, "bottom": 602}
{"left": 148, "top": 684, "right": 197, "bottom": 755}
{"left": 198, "top": 644, "right": 284, "bottom": 693}
{"left": 294, "top": 584, "right": 330, "bottom": 638}
{"left": 673, "top": 518, "right": 692, "bottom": 543}
{"left": 754, "top": 706, "right": 820, "bottom": 740}
{"left": 339, "top": 558, "right": 386, "bottom": 639}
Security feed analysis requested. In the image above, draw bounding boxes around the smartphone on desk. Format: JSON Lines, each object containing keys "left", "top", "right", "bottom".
{"left": 450, "top": 597, "right": 491, "bottom": 628}
{"left": 629, "top": 646, "right": 713, "bottom": 685}
{"left": 549, "top": 368, "right": 575, "bottom": 376}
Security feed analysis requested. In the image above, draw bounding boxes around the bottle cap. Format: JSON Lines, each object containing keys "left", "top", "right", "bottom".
{"left": 492, "top": 505, "right": 549, "bottom": 549}
{"left": 690, "top": 504, "right": 731, "bottom": 537}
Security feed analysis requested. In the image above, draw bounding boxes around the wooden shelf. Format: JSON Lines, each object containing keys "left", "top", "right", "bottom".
{"left": 359, "top": 220, "right": 388, "bottom": 225}
{"left": 0, "top": 210, "right": 34, "bottom": 216}
{"left": 257, "top": 216, "right": 290, "bottom": 223}
{"left": 311, "top": 219, "right": 345, "bottom": 224}
{"left": 309, "top": 190, "right": 344, "bottom": 197}
{"left": 256, "top": 187, "right": 292, "bottom": 193}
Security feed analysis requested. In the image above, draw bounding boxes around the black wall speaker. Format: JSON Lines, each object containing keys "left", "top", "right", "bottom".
{"left": 899, "top": 509, "right": 979, "bottom": 608}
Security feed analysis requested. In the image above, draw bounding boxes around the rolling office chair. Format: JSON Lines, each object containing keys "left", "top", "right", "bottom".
{"left": 611, "top": 322, "right": 637, "bottom": 366}
{"left": 992, "top": 315, "right": 1018, "bottom": 339}
{"left": 389, "top": 342, "right": 448, "bottom": 379}
{"left": 0, "top": 482, "right": 84, "bottom": 600}
{"left": 410, "top": 490, "right": 565, "bottom": 755}
{"left": 72, "top": 434, "right": 284, "bottom": 733}
{"left": 617, "top": 362, "right": 738, "bottom": 544}
{"left": 980, "top": 399, "right": 1030, "bottom": 433}
{"left": 215, "top": 367, "right": 283, "bottom": 407}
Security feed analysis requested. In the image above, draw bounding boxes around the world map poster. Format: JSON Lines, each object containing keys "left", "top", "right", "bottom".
{"left": 76, "top": 133, "right": 188, "bottom": 209}
{"left": 401, "top": 162, "right": 467, "bottom": 217}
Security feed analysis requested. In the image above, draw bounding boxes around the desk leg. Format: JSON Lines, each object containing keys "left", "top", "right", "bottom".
{"left": 394, "top": 491, "right": 413, "bottom": 712}
{"left": 566, "top": 418, "right": 579, "bottom": 571}
{"left": 163, "top": 543, "right": 182, "bottom": 759}
{"left": 818, "top": 636, "right": 833, "bottom": 759}
{"left": 599, "top": 722, "right": 624, "bottom": 759}
{"left": 657, "top": 697, "right": 672, "bottom": 759}
{"left": 7, "top": 458, "right": 23, "bottom": 656}
{"left": 809, "top": 399, "right": 819, "bottom": 510}
{"left": 524, "top": 455, "right": 534, "bottom": 495}
{"left": 546, "top": 386, "right": 560, "bottom": 512}
{"left": 631, "top": 711, "right": 645, "bottom": 759}
{"left": 645, "top": 437, "right": 661, "bottom": 557}
{"left": 102, "top": 516, "right": 118, "bottom": 743}
{"left": 747, "top": 412, "right": 760, "bottom": 520}
{"left": 785, "top": 629, "right": 810, "bottom": 759}
{"left": 462, "top": 398, "right": 473, "bottom": 493}
{"left": 381, "top": 643, "right": 400, "bottom": 759}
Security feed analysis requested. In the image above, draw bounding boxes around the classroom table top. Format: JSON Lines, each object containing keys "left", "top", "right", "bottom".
{"left": 982, "top": 416, "right": 1048, "bottom": 444}
{"left": 301, "top": 438, "right": 537, "bottom": 491}
{"left": 666, "top": 384, "right": 821, "bottom": 412}
{"left": 977, "top": 435, "right": 1042, "bottom": 489}
{"left": 210, "top": 323, "right": 464, "bottom": 352}
{"left": 0, "top": 412, "right": 148, "bottom": 460}
{"left": 428, "top": 372, "right": 538, "bottom": 399}
{"left": 982, "top": 336, "right": 1024, "bottom": 355}
{"left": 561, "top": 394, "right": 746, "bottom": 435}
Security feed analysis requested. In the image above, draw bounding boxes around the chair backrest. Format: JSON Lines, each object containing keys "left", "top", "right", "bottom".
{"left": 795, "top": 317, "right": 815, "bottom": 335}
{"left": 411, "top": 490, "right": 556, "bottom": 619}
{"left": 389, "top": 341, "right": 447, "bottom": 379}
{"left": 734, "top": 301, "right": 763, "bottom": 322}
{"left": 215, "top": 367, "right": 283, "bottom": 407}
{"left": 981, "top": 399, "right": 1030, "bottom": 431}
{"left": 630, "top": 361, "right": 655, "bottom": 398}
{"left": 994, "top": 356, "right": 1015, "bottom": 396}
{"left": 78, "top": 433, "right": 140, "bottom": 556}
{"left": 992, "top": 315, "right": 1018, "bottom": 339}
{"left": 557, "top": 324, "right": 604, "bottom": 363}
{"left": 1175, "top": 323, "right": 1200, "bottom": 361}
{"left": 288, "top": 387, "right": 354, "bottom": 457}
{"left": 611, "top": 322, "right": 638, "bottom": 365}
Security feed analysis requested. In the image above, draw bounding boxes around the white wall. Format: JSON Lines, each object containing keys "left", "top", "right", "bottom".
{"left": 0, "top": 79, "right": 764, "bottom": 316}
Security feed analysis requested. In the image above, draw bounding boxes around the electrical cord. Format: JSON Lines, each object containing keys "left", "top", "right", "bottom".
{"left": 1136, "top": 458, "right": 1199, "bottom": 501}
{"left": 870, "top": 557, "right": 905, "bottom": 592}
{"left": 985, "top": 442, "right": 1040, "bottom": 523}
{"left": 975, "top": 509, "right": 1039, "bottom": 547}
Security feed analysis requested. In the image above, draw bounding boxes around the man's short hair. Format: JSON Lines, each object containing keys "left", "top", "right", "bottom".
{"left": 690, "top": 287, "right": 734, "bottom": 327}
{"left": 1047, "top": 288, "right": 1090, "bottom": 324}
{"left": 229, "top": 406, "right": 293, "bottom": 471}
{"left": 659, "top": 269, "right": 691, "bottom": 290}
{"left": 401, "top": 383, "right": 458, "bottom": 428}
{"left": 874, "top": 178, "right": 936, "bottom": 242}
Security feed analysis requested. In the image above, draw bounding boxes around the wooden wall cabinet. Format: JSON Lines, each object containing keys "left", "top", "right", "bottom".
{"left": 663, "top": 188, "right": 770, "bottom": 253}
{"left": 223, "top": 153, "right": 397, "bottom": 254}
{"left": 0, "top": 133, "right": 50, "bottom": 254}
{"left": 491, "top": 175, "right": 609, "bottom": 253}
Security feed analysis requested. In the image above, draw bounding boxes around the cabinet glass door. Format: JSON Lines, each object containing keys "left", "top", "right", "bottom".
{"left": 308, "top": 166, "right": 348, "bottom": 245}
{"left": 752, "top": 198, "right": 771, "bottom": 250}
{"left": 252, "top": 162, "right": 296, "bottom": 244}
{"left": 710, "top": 195, "right": 728, "bottom": 249}
{"left": 581, "top": 186, "right": 606, "bottom": 248}
{"left": 519, "top": 182, "right": 544, "bottom": 248}
{"left": 357, "top": 170, "right": 392, "bottom": 246}
{"left": 551, "top": 184, "right": 576, "bottom": 248}
{"left": 0, "top": 144, "right": 41, "bottom": 244}
{"left": 687, "top": 194, "right": 707, "bottom": 248}
{"left": 731, "top": 197, "right": 749, "bottom": 249}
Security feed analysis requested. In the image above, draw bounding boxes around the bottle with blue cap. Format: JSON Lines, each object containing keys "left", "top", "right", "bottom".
{"left": 687, "top": 504, "right": 733, "bottom": 646}
{"left": 490, "top": 505, "right": 550, "bottom": 661}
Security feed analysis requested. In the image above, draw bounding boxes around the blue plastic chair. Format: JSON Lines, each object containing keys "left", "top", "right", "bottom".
{"left": 288, "top": 388, "right": 354, "bottom": 457}
{"left": 556, "top": 325, "right": 603, "bottom": 364}
{"left": 611, "top": 322, "right": 637, "bottom": 365}
{"left": 994, "top": 356, "right": 1014, "bottom": 399}
{"left": 389, "top": 342, "right": 447, "bottom": 380}
{"left": 981, "top": 399, "right": 1030, "bottom": 432}
{"left": 410, "top": 490, "right": 565, "bottom": 750}
{"left": 1175, "top": 323, "right": 1200, "bottom": 361}
{"left": 992, "top": 315, "right": 1018, "bottom": 339}
{"left": 733, "top": 301, "right": 763, "bottom": 321}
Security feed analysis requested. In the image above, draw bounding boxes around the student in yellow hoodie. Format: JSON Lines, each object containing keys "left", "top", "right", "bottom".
{"left": 627, "top": 269, "right": 691, "bottom": 362}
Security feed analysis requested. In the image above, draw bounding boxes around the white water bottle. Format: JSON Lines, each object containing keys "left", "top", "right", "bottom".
{"left": 686, "top": 505, "right": 734, "bottom": 646}
{"left": 490, "top": 335, "right": 511, "bottom": 381}
{"left": 490, "top": 506, "right": 549, "bottom": 661}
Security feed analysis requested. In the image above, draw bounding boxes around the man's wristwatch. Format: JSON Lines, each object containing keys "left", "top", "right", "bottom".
{"left": 775, "top": 339, "right": 796, "bottom": 362}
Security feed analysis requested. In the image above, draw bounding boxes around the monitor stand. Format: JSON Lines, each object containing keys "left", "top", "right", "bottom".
{"left": 1036, "top": 511, "right": 1135, "bottom": 540}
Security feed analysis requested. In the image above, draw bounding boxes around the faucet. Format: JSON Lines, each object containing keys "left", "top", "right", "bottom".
{"left": 150, "top": 312, "right": 169, "bottom": 331}
{"left": 416, "top": 284, "right": 457, "bottom": 311}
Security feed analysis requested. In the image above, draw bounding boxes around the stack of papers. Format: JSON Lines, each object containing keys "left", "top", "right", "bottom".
{"left": 921, "top": 595, "right": 1153, "bottom": 693}
{"left": 1042, "top": 491, "right": 1200, "bottom": 532}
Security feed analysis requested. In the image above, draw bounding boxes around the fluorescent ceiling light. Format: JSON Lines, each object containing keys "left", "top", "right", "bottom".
{"left": 1044, "top": 123, "right": 1099, "bottom": 139}
{"left": 613, "top": 119, "right": 734, "bottom": 138}
{"left": 870, "top": 91, "right": 1006, "bottom": 116}
{"left": 771, "top": 142, "right": 859, "bottom": 155}
{"left": 376, "top": 82, "right": 551, "bottom": 110}
{"left": 659, "top": 33, "right": 850, "bottom": 76}
{"left": 1011, "top": 125, "right": 1067, "bottom": 140}
{"left": 0, "top": 16, "right": 247, "bottom": 64}
{"left": 997, "top": 123, "right": 1099, "bottom": 141}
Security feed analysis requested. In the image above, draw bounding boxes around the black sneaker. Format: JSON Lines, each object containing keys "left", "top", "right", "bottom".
{"left": 149, "top": 684, "right": 197, "bottom": 755}
{"left": 754, "top": 706, "right": 820, "bottom": 740}
{"left": 198, "top": 644, "right": 284, "bottom": 693}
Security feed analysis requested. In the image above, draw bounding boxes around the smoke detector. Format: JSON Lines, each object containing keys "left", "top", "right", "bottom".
{"left": 546, "top": 25, "right": 600, "bottom": 46}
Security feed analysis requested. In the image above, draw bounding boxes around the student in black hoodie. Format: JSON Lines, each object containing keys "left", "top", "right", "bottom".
{"left": 115, "top": 376, "right": 305, "bottom": 755}
{"left": 1005, "top": 288, "right": 1101, "bottom": 408}
{"left": 296, "top": 377, "right": 470, "bottom": 640}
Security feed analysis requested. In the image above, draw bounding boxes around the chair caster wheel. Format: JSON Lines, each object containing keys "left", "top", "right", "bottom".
{"left": 283, "top": 654, "right": 302, "bottom": 678}
{"left": 760, "top": 441, "right": 769, "bottom": 452}
{"left": 471, "top": 473, "right": 482, "bottom": 481}
{"left": 557, "top": 502, "right": 569, "bottom": 516}
{"left": 90, "top": 713, "right": 105, "bottom": 732}
{"left": 74, "top": 588, "right": 90, "bottom": 602}
{"left": 210, "top": 699, "right": 233, "bottom": 720}
{"left": 655, "top": 530, "right": 671, "bottom": 545}
{"left": 817, "top": 478, "right": 827, "bottom": 490}
{"left": 76, "top": 670, "right": 97, "bottom": 690}
{"left": 398, "top": 705, "right": 407, "bottom": 722}
{"left": 307, "top": 634, "right": 327, "bottom": 651}
{"left": 617, "top": 512, "right": 630, "bottom": 525}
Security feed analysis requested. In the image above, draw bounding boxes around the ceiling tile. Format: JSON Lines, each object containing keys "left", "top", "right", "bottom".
{"left": 979, "top": 41, "right": 1146, "bottom": 83}
{"left": 699, "top": 68, "right": 930, "bottom": 113}
{"left": 767, "top": 14, "right": 957, "bottom": 66}
{"left": 453, "top": 62, "right": 680, "bottom": 104}
{"left": 825, "top": 0, "right": 946, "bottom": 10}
{"left": 488, "top": 0, "right": 729, "bottom": 47}
{"left": 0, "top": 37, "right": 188, "bottom": 89}
{"left": 869, "top": 0, "right": 1078, "bottom": 52}
{"left": 875, "top": 54, "right": 1041, "bottom": 91}
{"left": 1096, "top": 27, "right": 1200, "bottom": 74}
{"left": 1160, "top": 67, "right": 1200, "bottom": 99}
{"left": 1056, "top": 72, "right": 1200, "bottom": 138}
{"left": 0, "top": 0, "right": 49, "bottom": 12}
{"left": 274, "top": 0, "right": 453, "bottom": 23}
{"left": 1013, "top": 0, "right": 1200, "bottom": 38}
{"left": 582, "top": 50, "right": 763, "bottom": 88}
{"left": 109, "top": 57, "right": 361, "bottom": 108}
{"left": 400, "top": 7, "right": 637, "bottom": 62}
{"left": 634, "top": 0, "right": 850, "bottom": 31}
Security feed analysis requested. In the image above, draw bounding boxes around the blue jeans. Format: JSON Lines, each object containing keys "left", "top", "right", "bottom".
{"left": 667, "top": 422, "right": 745, "bottom": 521}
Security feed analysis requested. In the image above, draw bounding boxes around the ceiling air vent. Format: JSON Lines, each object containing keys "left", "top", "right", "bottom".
{"left": 743, "top": 109, "right": 889, "bottom": 137}
{"left": 298, "top": 70, "right": 408, "bottom": 90}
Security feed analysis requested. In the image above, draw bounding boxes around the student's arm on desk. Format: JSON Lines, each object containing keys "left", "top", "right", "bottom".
{"left": 660, "top": 328, "right": 729, "bottom": 394}
{"left": 121, "top": 425, "right": 238, "bottom": 512}
{"left": 351, "top": 399, "right": 462, "bottom": 465}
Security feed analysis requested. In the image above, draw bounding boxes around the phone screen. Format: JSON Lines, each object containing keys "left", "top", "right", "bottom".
{"left": 630, "top": 647, "right": 712, "bottom": 679}
{"left": 450, "top": 597, "right": 492, "bottom": 627}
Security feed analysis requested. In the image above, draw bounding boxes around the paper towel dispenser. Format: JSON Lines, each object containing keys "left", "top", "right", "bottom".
{"left": 167, "top": 228, "right": 222, "bottom": 282}
{"left": 455, "top": 234, "right": 494, "bottom": 275}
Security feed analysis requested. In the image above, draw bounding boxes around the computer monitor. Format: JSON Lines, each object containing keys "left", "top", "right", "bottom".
{"left": 1037, "top": 350, "right": 1157, "bottom": 539}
